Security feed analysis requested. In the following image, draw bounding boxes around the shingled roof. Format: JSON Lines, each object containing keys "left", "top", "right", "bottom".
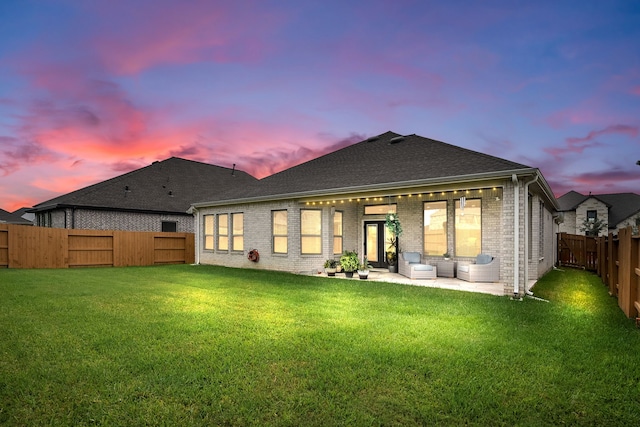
{"left": 0, "top": 208, "right": 33, "bottom": 225}
{"left": 31, "top": 157, "right": 257, "bottom": 214}
{"left": 558, "top": 190, "right": 640, "bottom": 227}
{"left": 200, "top": 131, "right": 535, "bottom": 205}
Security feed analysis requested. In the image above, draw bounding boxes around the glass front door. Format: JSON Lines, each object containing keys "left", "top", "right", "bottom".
{"left": 364, "top": 221, "right": 393, "bottom": 268}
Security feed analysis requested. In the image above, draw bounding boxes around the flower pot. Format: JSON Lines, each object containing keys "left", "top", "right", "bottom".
{"left": 388, "top": 265, "right": 397, "bottom": 273}
{"left": 344, "top": 271, "right": 354, "bottom": 278}
{"left": 358, "top": 270, "right": 369, "bottom": 279}
{"left": 325, "top": 268, "right": 336, "bottom": 277}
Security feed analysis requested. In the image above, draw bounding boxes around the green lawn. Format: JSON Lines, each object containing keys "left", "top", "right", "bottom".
{"left": 1, "top": 265, "right": 639, "bottom": 426}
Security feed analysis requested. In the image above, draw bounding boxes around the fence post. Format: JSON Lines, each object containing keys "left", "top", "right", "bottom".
{"left": 617, "top": 227, "right": 638, "bottom": 318}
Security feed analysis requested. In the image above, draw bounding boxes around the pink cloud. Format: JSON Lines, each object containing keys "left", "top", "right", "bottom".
{"left": 632, "top": 86, "right": 640, "bottom": 96}
{"left": 566, "top": 124, "right": 638, "bottom": 144}
{"left": 544, "top": 124, "right": 638, "bottom": 160}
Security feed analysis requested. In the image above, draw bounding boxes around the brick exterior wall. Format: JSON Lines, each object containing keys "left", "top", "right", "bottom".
{"left": 195, "top": 178, "right": 556, "bottom": 297}
{"left": 37, "top": 208, "right": 193, "bottom": 232}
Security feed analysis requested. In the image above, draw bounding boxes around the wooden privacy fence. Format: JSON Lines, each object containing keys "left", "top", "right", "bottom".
{"left": 592, "top": 227, "right": 640, "bottom": 320}
{"left": 0, "top": 224, "right": 194, "bottom": 269}
{"left": 558, "top": 229, "right": 640, "bottom": 320}
{"left": 557, "top": 232, "right": 598, "bottom": 271}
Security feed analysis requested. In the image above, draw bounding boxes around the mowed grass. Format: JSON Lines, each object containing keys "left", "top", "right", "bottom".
{"left": 1, "top": 265, "right": 640, "bottom": 426}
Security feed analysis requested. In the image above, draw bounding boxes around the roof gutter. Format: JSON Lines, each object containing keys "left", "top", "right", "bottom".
{"left": 28, "top": 204, "right": 192, "bottom": 216}
{"left": 191, "top": 168, "right": 540, "bottom": 208}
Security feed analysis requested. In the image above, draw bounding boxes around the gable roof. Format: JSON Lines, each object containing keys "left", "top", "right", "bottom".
{"left": 0, "top": 208, "right": 33, "bottom": 225}
{"left": 557, "top": 191, "right": 640, "bottom": 227}
{"left": 197, "top": 131, "right": 542, "bottom": 206}
{"left": 31, "top": 157, "right": 257, "bottom": 214}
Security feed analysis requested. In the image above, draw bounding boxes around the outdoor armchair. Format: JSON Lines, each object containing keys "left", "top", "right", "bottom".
{"left": 399, "top": 252, "right": 437, "bottom": 279}
{"left": 457, "top": 254, "right": 499, "bottom": 282}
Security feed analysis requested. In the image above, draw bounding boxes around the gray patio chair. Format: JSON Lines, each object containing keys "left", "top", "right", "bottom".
{"left": 399, "top": 252, "right": 437, "bottom": 279}
{"left": 457, "top": 254, "right": 499, "bottom": 282}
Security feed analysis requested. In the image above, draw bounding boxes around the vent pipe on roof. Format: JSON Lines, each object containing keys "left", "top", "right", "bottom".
{"left": 389, "top": 136, "right": 405, "bottom": 144}
{"left": 231, "top": 164, "right": 236, "bottom": 176}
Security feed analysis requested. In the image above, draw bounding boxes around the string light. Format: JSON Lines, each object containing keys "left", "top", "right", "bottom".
{"left": 301, "top": 187, "right": 501, "bottom": 205}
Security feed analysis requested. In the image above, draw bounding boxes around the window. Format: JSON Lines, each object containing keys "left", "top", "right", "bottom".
{"left": 587, "top": 210, "right": 597, "bottom": 222}
{"left": 217, "top": 214, "right": 228, "bottom": 251}
{"left": 333, "top": 211, "right": 343, "bottom": 255}
{"left": 455, "top": 198, "right": 481, "bottom": 257}
{"left": 364, "top": 204, "right": 396, "bottom": 215}
{"left": 301, "top": 209, "right": 322, "bottom": 254}
{"left": 162, "top": 221, "right": 177, "bottom": 232}
{"left": 423, "top": 201, "right": 447, "bottom": 256}
{"left": 272, "top": 210, "right": 288, "bottom": 254}
{"left": 232, "top": 213, "right": 244, "bottom": 251}
{"left": 204, "top": 215, "right": 215, "bottom": 250}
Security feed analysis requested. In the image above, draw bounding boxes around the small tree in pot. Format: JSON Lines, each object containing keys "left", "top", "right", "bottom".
{"left": 324, "top": 259, "right": 338, "bottom": 276}
{"left": 340, "top": 250, "right": 359, "bottom": 278}
{"left": 385, "top": 213, "right": 403, "bottom": 273}
{"left": 358, "top": 257, "right": 372, "bottom": 279}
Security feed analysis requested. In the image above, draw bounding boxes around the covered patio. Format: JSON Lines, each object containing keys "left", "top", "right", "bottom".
{"left": 314, "top": 268, "right": 517, "bottom": 297}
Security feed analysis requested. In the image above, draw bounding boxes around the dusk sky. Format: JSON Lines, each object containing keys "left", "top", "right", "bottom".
{"left": 1, "top": 0, "right": 639, "bottom": 212}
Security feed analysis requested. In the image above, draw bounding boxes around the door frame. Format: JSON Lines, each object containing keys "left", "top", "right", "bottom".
{"left": 364, "top": 221, "right": 389, "bottom": 268}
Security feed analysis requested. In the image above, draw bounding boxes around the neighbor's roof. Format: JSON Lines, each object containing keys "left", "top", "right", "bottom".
{"left": 198, "top": 131, "right": 543, "bottom": 206}
{"left": 0, "top": 208, "right": 33, "bottom": 225}
{"left": 558, "top": 191, "right": 640, "bottom": 227}
{"left": 31, "top": 157, "right": 257, "bottom": 214}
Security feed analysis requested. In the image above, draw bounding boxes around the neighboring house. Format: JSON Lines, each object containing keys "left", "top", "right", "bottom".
{"left": 29, "top": 157, "right": 257, "bottom": 233}
{"left": 0, "top": 208, "right": 33, "bottom": 225}
{"left": 190, "top": 131, "right": 559, "bottom": 297}
{"left": 12, "top": 207, "right": 35, "bottom": 224}
{"left": 557, "top": 191, "right": 640, "bottom": 236}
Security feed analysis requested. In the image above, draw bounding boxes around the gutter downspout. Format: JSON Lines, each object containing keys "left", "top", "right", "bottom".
{"left": 512, "top": 174, "right": 520, "bottom": 298}
{"left": 191, "top": 207, "right": 200, "bottom": 265}
{"left": 523, "top": 174, "right": 539, "bottom": 294}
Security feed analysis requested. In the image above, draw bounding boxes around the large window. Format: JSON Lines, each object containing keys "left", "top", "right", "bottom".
{"left": 217, "top": 214, "right": 229, "bottom": 251}
{"left": 301, "top": 209, "right": 322, "bottom": 254}
{"left": 333, "top": 211, "right": 343, "bottom": 255}
{"left": 232, "top": 213, "right": 244, "bottom": 251}
{"left": 424, "top": 201, "right": 447, "bottom": 256}
{"left": 455, "top": 198, "right": 481, "bottom": 257}
{"left": 272, "top": 210, "right": 288, "bottom": 254}
{"left": 204, "top": 215, "right": 215, "bottom": 250}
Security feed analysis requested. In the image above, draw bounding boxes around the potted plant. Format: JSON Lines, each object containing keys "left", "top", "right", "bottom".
{"left": 443, "top": 251, "right": 451, "bottom": 260}
{"left": 339, "top": 250, "right": 359, "bottom": 278}
{"left": 386, "top": 250, "right": 398, "bottom": 273}
{"left": 324, "top": 259, "right": 338, "bottom": 276}
{"left": 358, "top": 257, "right": 372, "bottom": 279}
{"left": 385, "top": 213, "right": 402, "bottom": 272}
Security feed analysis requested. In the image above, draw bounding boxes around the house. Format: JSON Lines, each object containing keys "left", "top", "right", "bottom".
{"left": 11, "top": 207, "right": 35, "bottom": 224}
{"left": 0, "top": 208, "right": 33, "bottom": 225}
{"left": 29, "top": 157, "right": 257, "bottom": 232}
{"left": 190, "top": 132, "right": 559, "bottom": 297}
{"left": 557, "top": 191, "right": 640, "bottom": 236}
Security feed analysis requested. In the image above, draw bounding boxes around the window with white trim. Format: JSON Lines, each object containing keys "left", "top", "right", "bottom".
{"left": 455, "top": 198, "right": 481, "bottom": 257}
{"left": 272, "top": 210, "right": 288, "bottom": 254}
{"left": 204, "top": 215, "right": 214, "bottom": 250}
{"left": 217, "top": 214, "right": 229, "bottom": 251}
{"left": 232, "top": 213, "right": 244, "bottom": 251}
{"left": 333, "top": 211, "right": 343, "bottom": 255}
{"left": 301, "top": 209, "right": 322, "bottom": 254}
